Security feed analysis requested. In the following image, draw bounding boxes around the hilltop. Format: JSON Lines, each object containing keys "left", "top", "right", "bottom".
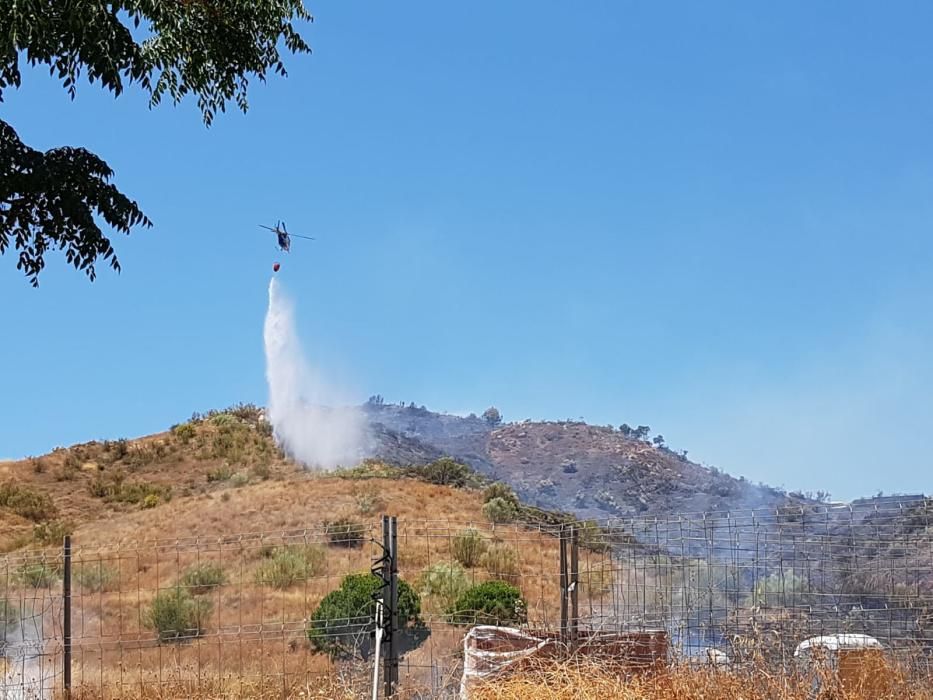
{"left": 363, "top": 401, "right": 810, "bottom": 519}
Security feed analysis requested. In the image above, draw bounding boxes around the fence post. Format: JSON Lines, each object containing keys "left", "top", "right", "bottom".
{"left": 559, "top": 527, "right": 568, "bottom": 643}
{"left": 63, "top": 534, "right": 72, "bottom": 699}
{"left": 381, "top": 516, "right": 392, "bottom": 699}
{"left": 388, "top": 516, "right": 399, "bottom": 696}
{"left": 570, "top": 527, "right": 579, "bottom": 650}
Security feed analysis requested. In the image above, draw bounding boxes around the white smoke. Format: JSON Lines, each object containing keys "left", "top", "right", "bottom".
{"left": 263, "top": 277, "right": 366, "bottom": 469}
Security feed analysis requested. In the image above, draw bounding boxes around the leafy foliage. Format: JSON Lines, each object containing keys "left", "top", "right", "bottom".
{"left": 418, "top": 562, "right": 470, "bottom": 610}
{"left": 480, "top": 543, "right": 521, "bottom": 583}
{"left": 483, "top": 496, "right": 518, "bottom": 524}
{"left": 451, "top": 528, "right": 488, "bottom": 568}
{"left": 307, "top": 573, "right": 422, "bottom": 658}
{"left": 180, "top": 563, "right": 226, "bottom": 595}
{"left": 147, "top": 586, "right": 212, "bottom": 643}
{"left": 1, "top": 1, "right": 312, "bottom": 285}
{"left": 0, "top": 482, "right": 57, "bottom": 522}
{"left": 255, "top": 545, "right": 325, "bottom": 589}
{"left": 411, "top": 457, "right": 473, "bottom": 487}
{"left": 325, "top": 517, "right": 366, "bottom": 549}
{"left": 447, "top": 581, "right": 526, "bottom": 626}
{"left": 483, "top": 482, "right": 519, "bottom": 507}
{"left": 482, "top": 407, "right": 502, "bottom": 427}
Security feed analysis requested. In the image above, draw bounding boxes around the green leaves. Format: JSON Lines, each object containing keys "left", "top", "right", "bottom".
{"left": 0, "top": 1, "right": 312, "bottom": 285}
{"left": 0, "top": 120, "right": 151, "bottom": 287}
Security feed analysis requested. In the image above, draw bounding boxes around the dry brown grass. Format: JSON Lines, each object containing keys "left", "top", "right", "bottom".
{"left": 470, "top": 656, "right": 933, "bottom": 700}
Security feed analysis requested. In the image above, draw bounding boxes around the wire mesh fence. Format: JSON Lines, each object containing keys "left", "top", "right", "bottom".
{"left": 0, "top": 498, "right": 931, "bottom": 698}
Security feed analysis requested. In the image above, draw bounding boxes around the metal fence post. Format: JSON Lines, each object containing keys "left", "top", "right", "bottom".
{"left": 381, "top": 516, "right": 392, "bottom": 699}
{"left": 570, "top": 527, "right": 579, "bottom": 649}
{"left": 388, "top": 516, "right": 399, "bottom": 696}
{"left": 559, "top": 527, "right": 568, "bottom": 643}
{"left": 63, "top": 534, "right": 72, "bottom": 698}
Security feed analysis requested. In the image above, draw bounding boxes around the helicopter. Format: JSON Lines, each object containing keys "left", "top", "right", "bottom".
{"left": 259, "top": 221, "right": 315, "bottom": 253}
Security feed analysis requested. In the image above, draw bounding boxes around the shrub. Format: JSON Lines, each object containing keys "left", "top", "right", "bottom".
{"left": 413, "top": 457, "right": 472, "bottom": 487}
{"left": 230, "top": 472, "right": 250, "bottom": 488}
{"left": 181, "top": 563, "right": 226, "bottom": 595}
{"left": 255, "top": 545, "right": 325, "bottom": 589}
{"left": 147, "top": 587, "right": 212, "bottom": 642}
{"left": 207, "top": 466, "right": 234, "bottom": 483}
{"left": 447, "top": 581, "right": 526, "bottom": 626}
{"left": 0, "top": 483, "right": 57, "bottom": 522}
{"left": 480, "top": 544, "right": 520, "bottom": 583}
{"left": 483, "top": 497, "right": 518, "bottom": 524}
{"left": 18, "top": 560, "right": 60, "bottom": 588}
{"left": 419, "top": 562, "right": 469, "bottom": 610}
{"left": 141, "top": 494, "right": 160, "bottom": 509}
{"left": 307, "top": 573, "right": 422, "bottom": 657}
{"left": 32, "top": 520, "right": 73, "bottom": 546}
{"left": 172, "top": 422, "right": 197, "bottom": 444}
{"left": 353, "top": 484, "right": 385, "bottom": 515}
{"left": 210, "top": 413, "right": 237, "bottom": 427}
{"left": 325, "top": 517, "right": 365, "bottom": 549}
{"left": 482, "top": 483, "right": 519, "bottom": 507}
{"left": 482, "top": 407, "right": 502, "bottom": 427}
{"left": 75, "top": 562, "right": 118, "bottom": 593}
{"left": 451, "top": 528, "right": 488, "bottom": 568}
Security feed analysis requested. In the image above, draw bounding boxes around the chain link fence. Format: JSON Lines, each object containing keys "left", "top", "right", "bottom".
{"left": 1, "top": 499, "right": 931, "bottom": 698}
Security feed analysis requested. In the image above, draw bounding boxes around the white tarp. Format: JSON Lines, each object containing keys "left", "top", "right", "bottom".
{"left": 459, "top": 626, "right": 553, "bottom": 699}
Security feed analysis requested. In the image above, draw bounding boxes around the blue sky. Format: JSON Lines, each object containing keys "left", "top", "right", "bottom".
{"left": 2, "top": 1, "right": 931, "bottom": 500}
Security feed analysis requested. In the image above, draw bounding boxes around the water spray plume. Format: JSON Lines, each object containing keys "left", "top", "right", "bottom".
{"left": 263, "top": 278, "right": 365, "bottom": 469}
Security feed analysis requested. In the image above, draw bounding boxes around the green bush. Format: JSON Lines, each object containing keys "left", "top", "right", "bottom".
{"left": 451, "top": 528, "right": 488, "bottom": 568}
{"left": 419, "top": 562, "right": 469, "bottom": 610}
{"left": 75, "top": 562, "right": 118, "bottom": 593}
{"left": 230, "top": 472, "right": 250, "bottom": 488}
{"left": 482, "top": 497, "right": 518, "bottom": 524}
{"left": 307, "top": 573, "right": 422, "bottom": 657}
{"left": 207, "top": 465, "right": 234, "bottom": 483}
{"left": 255, "top": 545, "right": 325, "bottom": 589}
{"left": 18, "top": 560, "right": 60, "bottom": 588}
{"left": 172, "top": 422, "right": 197, "bottom": 444}
{"left": 447, "top": 581, "right": 526, "bottom": 626}
{"left": 413, "top": 458, "right": 472, "bottom": 487}
{"left": 180, "top": 563, "right": 226, "bottom": 595}
{"left": 325, "top": 517, "right": 366, "bottom": 549}
{"left": 482, "top": 483, "right": 519, "bottom": 507}
{"left": 0, "top": 482, "right": 57, "bottom": 522}
{"left": 481, "top": 543, "right": 520, "bottom": 583}
{"left": 147, "top": 587, "right": 212, "bottom": 642}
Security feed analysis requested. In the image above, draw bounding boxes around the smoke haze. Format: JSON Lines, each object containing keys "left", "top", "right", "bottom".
{"left": 263, "top": 278, "right": 366, "bottom": 469}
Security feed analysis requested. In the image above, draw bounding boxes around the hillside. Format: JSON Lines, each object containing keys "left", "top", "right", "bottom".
{"left": 363, "top": 403, "right": 804, "bottom": 519}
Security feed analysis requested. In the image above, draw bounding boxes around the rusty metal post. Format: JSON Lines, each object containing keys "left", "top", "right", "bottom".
{"left": 559, "top": 527, "right": 568, "bottom": 643}
{"left": 570, "top": 527, "right": 579, "bottom": 649}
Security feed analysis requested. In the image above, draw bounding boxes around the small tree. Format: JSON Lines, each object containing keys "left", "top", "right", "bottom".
{"left": 482, "top": 407, "right": 502, "bottom": 427}
{"left": 414, "top": 458, "right": 472, "bottom": 487}
{"left": 447, "top": 581, "right": 526, "bottom": 626}
{"left": 652, "top": 434, "right": 665, "bottom": 447}
{"left": 451, "top": 528, "right": 489, "bottom": 568}
{"left": 147, "top": 587, "right": 212, "bottom": 643}
{"left": 633, "top": 425, "right": 651, "bottom": 441}
{"left": 419, "top": 562, "right": 470, "bottom": 610}
{"left": 482, "top": 483, "right": 519, "bottom": 508}
{"left": 307, "top": 573, "right": 423, "bottom": 658}
{"left": 483, "top": 497, "right": 518, "bottom": 524}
